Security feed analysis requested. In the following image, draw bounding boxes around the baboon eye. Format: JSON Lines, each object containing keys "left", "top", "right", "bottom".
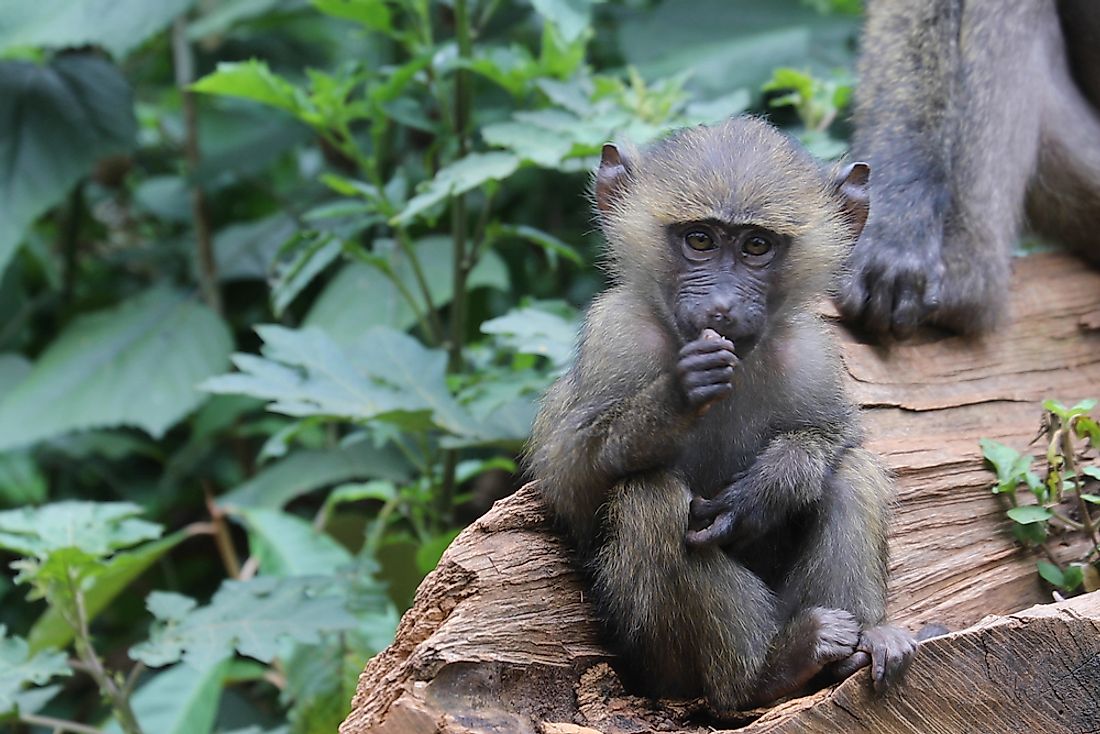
{"left": 684, "top": 231, "right": 716, "bottom": 251}
{"left": 742, "top": 234, "right": 772, "bottom": 257}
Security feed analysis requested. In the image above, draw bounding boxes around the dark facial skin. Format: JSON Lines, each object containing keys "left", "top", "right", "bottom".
{"left": 671, "top": 223, "right": 785, "bottom": 353}
{"left": 672, "top": 224, "right": 784, "bottom": 415}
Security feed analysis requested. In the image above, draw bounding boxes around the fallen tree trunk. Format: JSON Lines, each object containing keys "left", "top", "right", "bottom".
{"left": 342, "top": 252, "right": 1100, "bottom": 734}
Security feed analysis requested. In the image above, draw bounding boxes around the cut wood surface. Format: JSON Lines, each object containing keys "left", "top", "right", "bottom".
{"left": 342, "top": 252, "right": 1100, "bottom": 734}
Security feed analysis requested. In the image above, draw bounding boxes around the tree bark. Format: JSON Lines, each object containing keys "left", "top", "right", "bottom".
{"left": 342, "top": 252, "right": 1100, "bottom": 734}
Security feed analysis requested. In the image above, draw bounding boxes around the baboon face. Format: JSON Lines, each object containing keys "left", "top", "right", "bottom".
{"left": 667, "top": 220, "right": 787, "bottom": 354}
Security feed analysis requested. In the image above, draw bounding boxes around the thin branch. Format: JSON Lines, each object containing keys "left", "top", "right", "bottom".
{"left": 19, "top": 713, "right": 103, "bottom": 734}
{"left": 204, "top": 482, "right": 241, "bottom": 579}
{"left": 172, "top": 18, "right": 222, "bottom": 316}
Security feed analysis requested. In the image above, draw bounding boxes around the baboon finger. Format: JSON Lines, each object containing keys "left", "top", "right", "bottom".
{"left": 684, "top": 511, "right": 736, "bottom": 547}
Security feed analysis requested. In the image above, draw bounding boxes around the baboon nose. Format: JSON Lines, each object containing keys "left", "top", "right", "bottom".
{"left": 707, "top": 307, "right": 734, "bottom": 327}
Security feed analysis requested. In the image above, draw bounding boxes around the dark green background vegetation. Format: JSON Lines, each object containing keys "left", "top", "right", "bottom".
{"left": 0, "top": 1, "right": 860, "bottom": 731}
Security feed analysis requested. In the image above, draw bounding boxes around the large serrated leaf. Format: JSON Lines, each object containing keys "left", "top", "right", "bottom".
{"left": 131, "top": 577, "right": 357, "bottom": 670}
{"left": 0, "top": 288, "right": 233, "bottom": 451}
{"left": 28, "top": 532, "right": 186, "bottom": 653}
{"left": 0, "top": 0, "right": 196, "bottom": 58}
{"left": 0, "top": 501, "right": 162, "bottom": 559}
{"left": 204, "top": 325, "right": 484, "bottom": 436}
{"left": 0, "top": 55, "right": 136, "bottom": 277}
{"left": 0, "top": 627, "right": 70, "bottom": 716}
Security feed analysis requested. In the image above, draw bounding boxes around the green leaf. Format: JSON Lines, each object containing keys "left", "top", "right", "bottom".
{"left": 238, "top": 508, "right": 352, "bottom": 576}
{"left": 0, "top": 287, "right": 232, "bottom": 451}
{"left": 1005, "top": 505, "right": 1053, "bottom": 525}
{"left": 0, "top": 55, "right": 136, "bottom": 277}
{"left": 481, "top": 305, "right": 578, "bottom": 369}
{"left": 0, "top": 354, "right": 30, "bottom": 389}
{"left": 214, "top": 213, "right": 297, "bottom": 282}
{"left": 495, "top": 224, "right": 584, "bottom": 266}
{"left": 1037, "top": 560, "right": 1064, "bottom": 587}
{"left": 271, "top": 233, "right": 342, "bottom": 316}
{"left": 415, "top": 529, "right": 461, "bottom": 574}
{"left": 305, "top": 237, "right": 509, "bottom": 346}
{"left": 132, "top": 577, "right": 357, "bottom": 670}
{"left": 0, "top": 627, "right": 70, "bottom": 716}
{"left": 529, "top": 0, "right": 594, "bottom": 44}
{"left": 204, "top": 325, "right": 486, "bottom": 437}
{"left": 1080, "top": 493, "right": 1100, "bottom": 504}
{"left": 105, "top": 660, "right": 229, "bottom": 734}
{"left": 1012, "top": 521, "right": 1046, "bottom": 545}
{"left": 0, "top": 452, "right": 46, "bottom": 506}
{"left": 1062, "top": 565, "right": 1084, "bottom": 592}
{"left": 482, "top": 120, "right": 574, "bottom": 168}
{"left": 311, "top": 0, "right": 391, "bottom": 32}
{"left": 28, "top": 531, "right": 185, "bottom": 653}
{"left": 218, "top": 443, "right": 409, "bottom": 510}
{"left": 0, "top": 0, "right": 196, "bottom": 58}
{"left": 0, "top": 501, "right": 161, "bottom": 559}
{"left": 979, "top": 439, "right": 1028, "bottom": 485}
{"left": 191, "top": 60, "right": 304, "bottom": 116}
{"left": 392, "top": 153, "right": 521, "bottom": 225}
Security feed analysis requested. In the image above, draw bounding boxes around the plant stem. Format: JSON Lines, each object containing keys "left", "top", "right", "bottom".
{"left": 437, "top": 0, "right": 475, "bottom": 524}
{"left": 204, "top": 483, "right": 241, "bottom": 579}
{"left": 19, "top": 713, "right": 104, "bottom": 734}
{"left": 394, "top": 229, "right": 446, "bottom": 342}
{"left": 66, "top": 569, "right": 144, "bottom": 734}
{"left": 172, "top": 18, "right": 222, "bottom": 317}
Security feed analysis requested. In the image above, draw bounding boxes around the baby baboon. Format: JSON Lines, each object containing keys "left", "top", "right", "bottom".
{"left": 839, "top": 0, "right": 1100, "bottom": 338}
{"left": 527, "top": 118, "right": 914, "bottom": 713}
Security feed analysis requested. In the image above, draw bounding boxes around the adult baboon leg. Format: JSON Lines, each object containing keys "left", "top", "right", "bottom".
{"left": 1027, "top": 4, "right": 1100, "bottom": 265}
{"left": 593, "top": 472, "right": 777, "bottom": 710}
{"left": 844, "top": 0, "right": 1047, "bottom": 337}
{"left": 778, "top": 449, "right": 915, "bottom": 691}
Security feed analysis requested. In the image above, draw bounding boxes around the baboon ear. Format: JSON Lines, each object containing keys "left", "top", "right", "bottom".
{"left": 834, "top": 161, "right": 870, "bottom": 238}
{"left": 595, "top": 143, "right": 633, "bottom": 215}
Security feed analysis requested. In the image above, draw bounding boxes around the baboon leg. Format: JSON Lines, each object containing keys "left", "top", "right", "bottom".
{"left": 932, "top": 0, "right": 1049, "bottom": 334}
{"left": 594, "top": 471, "right": 777, "bottom": 710}
{"left": 845, "top": 0, "right": 1049, "bottom": 336}
{"left": 780, "top": 449, "right": 890, "bottom": 623}
{"left": 778, "top": 449, "right": 915, "bottom": 690}
{"left": 1027, "top": 4, "right": 1100, "bottom": 265}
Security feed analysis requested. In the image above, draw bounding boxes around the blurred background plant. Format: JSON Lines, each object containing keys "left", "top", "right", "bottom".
{"left": 0, "top": 0, "right": 860, "bottom": 731}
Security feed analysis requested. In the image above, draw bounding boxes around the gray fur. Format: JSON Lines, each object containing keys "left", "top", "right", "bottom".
{"left": 526, "top": 118, "right": 913, "bottom": 712}
{"left": 842, "top": 0, "right": 1100, "bottom": 338}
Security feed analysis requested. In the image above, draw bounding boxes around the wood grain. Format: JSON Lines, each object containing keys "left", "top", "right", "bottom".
{"left": 342, "top": 252, "right": 1100, "bottom": 734}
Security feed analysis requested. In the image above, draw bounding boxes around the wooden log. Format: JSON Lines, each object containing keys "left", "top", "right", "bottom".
{"left": 341, "top": 252, "right": 1100, "bottom": 734}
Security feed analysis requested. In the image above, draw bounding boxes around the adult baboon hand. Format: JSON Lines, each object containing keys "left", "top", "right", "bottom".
{"left": 836, "top": 220, "right": 945, "bottom": 339}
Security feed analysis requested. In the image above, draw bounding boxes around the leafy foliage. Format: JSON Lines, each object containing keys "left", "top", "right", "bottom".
{"left": 0, "top": 55, "right": 136, "bottom": 274}
{"left": 133, "top": 577, "right": 357, "bottom": 670}
{"left": 980, "top": 399, "right": 1100, "bottom": 595}
{"left": 0, "top": 0, "right": 864, "bottom": 731}
{"left": 0, "top": 628, "right": 69, "bottom": 716}
{"left": 0, "top": 288, "right": 232, "bottom": 451}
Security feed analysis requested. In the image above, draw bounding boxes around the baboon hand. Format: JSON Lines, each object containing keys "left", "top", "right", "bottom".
{"left": 677, "top": 329, "right": 737, "bottom": 414}
{"left": 836, "top": 221, "right": 945, "bottom": 340}
{"left": 809, "top": 608, "right": 861, "bottom": 664}
{"left": 684, "top": 478, "right": 763, "bottom": 548}
{"left": 858, "top": 624, "right": 917, "bottom": 693}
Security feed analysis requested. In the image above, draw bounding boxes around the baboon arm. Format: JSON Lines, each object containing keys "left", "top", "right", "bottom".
{"left": 688, "top": 429, "right": 849, "bottom": 547}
